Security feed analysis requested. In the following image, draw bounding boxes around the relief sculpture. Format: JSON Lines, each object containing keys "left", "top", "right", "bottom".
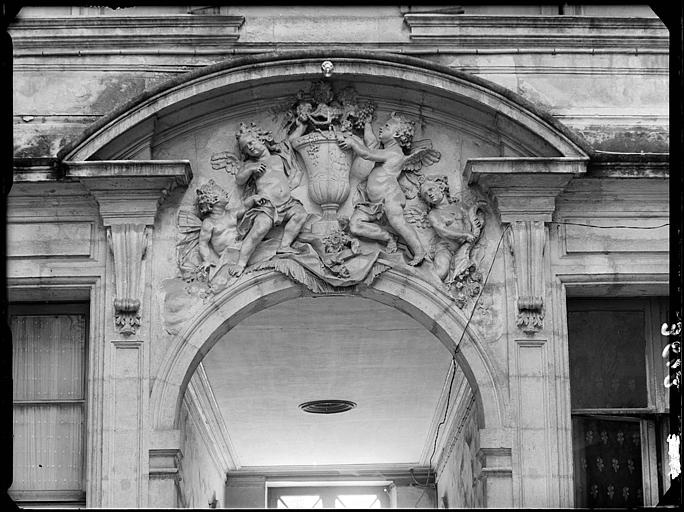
{"left": 169, "top": 79, "right": 493, "bottom": 331}
{"left": 338, "top": 112, "right": 441, "bottom": 266}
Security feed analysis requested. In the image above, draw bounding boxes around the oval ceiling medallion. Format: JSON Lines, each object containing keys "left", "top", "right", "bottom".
{"left": 299, "top": 399, "right": 357, "bottom": 414}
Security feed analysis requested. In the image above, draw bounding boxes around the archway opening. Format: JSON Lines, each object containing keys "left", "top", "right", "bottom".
{"left": 176, "top": 294, "right": 481, "bottom": 508}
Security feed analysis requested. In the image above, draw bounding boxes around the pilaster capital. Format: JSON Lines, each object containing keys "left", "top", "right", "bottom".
{"left": 465, "top": 157, "right": 586, "bottom": 333}
{"left": 64, "top": 160, "right": 193, "bottom": 226}
{"left": 464, "top": 157, "right": 586, "bottom": 222}
{"left": 65, "top": 160, "right": 193, "bottom": 334}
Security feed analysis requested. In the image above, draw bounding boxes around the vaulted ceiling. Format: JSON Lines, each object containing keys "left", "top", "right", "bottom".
{"left": 200, "top": 296, "right": 453, "bottom": 468}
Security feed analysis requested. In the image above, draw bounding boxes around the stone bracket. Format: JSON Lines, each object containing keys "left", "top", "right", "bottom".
{"left": 66, "top": 160, "right": 193, "bottom": 335}
{"left": 108, "top": 224, "right": 149, "bottom": 335}
{"left": 507, "top": 220, "right": 546, "bottom": 333}
{"left": 465, "top": 157, "right": 586, "bottom": 333}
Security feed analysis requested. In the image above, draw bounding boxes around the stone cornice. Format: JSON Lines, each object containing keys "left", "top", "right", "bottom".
{"left": 9, "top": 15, "right": 244, "bottom": 51}
{"left": 586, "top": 154, "right": 669, "bottom": 178}
{"left": 465, "top": 157, "right": 586, "bottom": 222}
{"left": 64, "top": 160, "right": 192, "bottom": 225}
{"left": 403, "top": 14, "right": 668, "bottom": 48}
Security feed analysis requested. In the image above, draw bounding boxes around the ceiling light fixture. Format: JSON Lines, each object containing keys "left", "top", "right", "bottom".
{"left": 299, "top": 399, "right": 356, "bottom": 414}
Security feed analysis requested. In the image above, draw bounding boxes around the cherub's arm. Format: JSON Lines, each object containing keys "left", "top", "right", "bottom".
{"left": 288, "top": 118, "right": 307, "bottom": 142}
{"left": 236, "top": 160, "right": 264, "bottom": 186}
{"left": 362, "top": 121, "right": 379, "bottom": 150}
{"left": 231, "top": 201, "right": 249, "bottom": 220}
{"left": 428, "top": 211, "right": 476, "bottom": 243}
{"left": 198, "top": 220, "right": 217, "bottom": 267}
{"left": 340, "top": 136, "right": 388, "bottom": 163}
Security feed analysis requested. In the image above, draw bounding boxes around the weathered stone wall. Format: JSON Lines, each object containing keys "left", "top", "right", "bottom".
{"left": 10, "top": 5, "right": 667, "bottom": 158}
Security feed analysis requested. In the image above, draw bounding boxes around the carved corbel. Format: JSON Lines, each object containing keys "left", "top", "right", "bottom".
{"left": 107, "top": 223, "right": 149, "bottom": 335}
{"left": 507, "top": 220, "right": 546, "bottom": 333}
{"left": 464, "top": 157, "right": 587, "bottom": 334}
{"left": 65, "top": 160, "right": 193, "bottom": 335}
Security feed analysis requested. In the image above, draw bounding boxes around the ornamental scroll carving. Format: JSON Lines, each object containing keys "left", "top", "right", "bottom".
{"left": 171, "top": 81, "right": 491, "bottom": 320}
{"left": 507, "top": 220, "right": 546, "bottom": 333}
{"left": 108, "top": 223, "right": 149, "bottom": 335}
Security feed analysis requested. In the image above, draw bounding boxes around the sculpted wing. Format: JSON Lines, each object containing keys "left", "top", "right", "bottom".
{"left": 468, "top": 201, "right": 488, "bottom": 240}
{"left": 210, "top": 151, "right": 241, "bottom": 176}
{"left": 403, "top": 206, "right": 431, "bottom": 229}
{"left": 403, "top": 140, "right": 442, "bottom": 172}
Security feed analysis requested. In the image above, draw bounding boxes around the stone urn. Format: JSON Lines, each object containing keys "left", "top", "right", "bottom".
{"left": 292, "top": 131, "right": 353, "bottom": 235}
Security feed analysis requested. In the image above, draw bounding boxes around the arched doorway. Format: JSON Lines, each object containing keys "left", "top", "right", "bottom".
{"left": 152, "top": 269, "right": 505, "bottom": 508}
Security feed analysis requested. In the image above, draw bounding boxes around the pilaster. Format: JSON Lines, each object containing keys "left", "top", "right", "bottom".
{"left": 477, "top": 447, "right": 513, "bottom": 508}
{"left": 66, "top": 160, "right": 192, "bottom": 508}
{"left": 466, "top": 157, "right": 586, "bottom": 507}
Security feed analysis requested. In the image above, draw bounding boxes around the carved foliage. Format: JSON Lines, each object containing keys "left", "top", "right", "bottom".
{"left": 507, "top": 220, "right": 546, "bottom": 333}
{"left": 107, "top": 223, "right": 149, "bottom": 335}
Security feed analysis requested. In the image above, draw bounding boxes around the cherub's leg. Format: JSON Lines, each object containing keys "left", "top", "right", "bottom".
{"left": 433, "top": 248, "right": 451, "bottom": 281}
{"left": 228, "top": 214, "right": 272, "bottom": 276}
{"left": 384, "top": 198, "right": 426, "bottom": 265}
{"left": 349, "top": 209, "right": 396, "bottom": 250}
{"left": 276, "top": 207, "right": 308, "bottom": 254}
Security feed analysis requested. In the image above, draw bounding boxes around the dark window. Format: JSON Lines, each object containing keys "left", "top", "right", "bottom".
{"left": 567, "top": 298, "right": 669, "bottom": 508}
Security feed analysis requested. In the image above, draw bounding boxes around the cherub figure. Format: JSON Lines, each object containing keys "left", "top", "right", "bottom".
{"left": 337, "top": 112, "right": 441, "bottom": 265}
{"left": 176, "top": 179, "right": 261, "bottom": 283}
{"left": 419, "top": 176, "right": 486, "bottom": 282}
{"left": 229, "top": 120, "right": 309, "bottom": 276}
{"left": 196, "top": 180, "right": 269, "bottom": 280}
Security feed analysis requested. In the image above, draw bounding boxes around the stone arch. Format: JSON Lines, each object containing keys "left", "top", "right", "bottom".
{"left": 149, "top": 268, "right": 509, "bottom": 435}
{"left": 59, "top": 50, "right": 590, "bottom": 161}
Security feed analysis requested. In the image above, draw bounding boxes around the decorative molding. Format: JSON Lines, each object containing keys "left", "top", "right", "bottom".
{"left": 421, "top": 365, "right": 468, "bottom": 466}
{"left": 66, "top": 160, "right": 192, "bottom": 334}
{"left": 466, "top": 157, "right": 584, "bottom": 334}
{"left": 403, "top": 14, "right": 668, "bottom": 49}
{"left": 435, "top": 392, "right": 477, "bottom": 476}
{"left": 586, "top": 158, "right": 669, "bottom": 178}
{"left": 9, "top": 15, "right": 245, "bottom": 52}
{"left": 149, "top": 448, "right": 183, "bottom": 482}
{"left": 476, "top": 447, "right": 513, "bottom": 478}
{"left": 183, "top": 363, "right": 240, "bottom": 472}
{"left": 227, "top": 464, "right": 435, "bottom": 486}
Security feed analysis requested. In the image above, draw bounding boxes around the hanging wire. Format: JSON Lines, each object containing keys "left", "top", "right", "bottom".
{"left": 414, "top": 224, "right": 511, "bottom": 507}
{"left": 551, "top": 221, "right": 669, "bottom": 229}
